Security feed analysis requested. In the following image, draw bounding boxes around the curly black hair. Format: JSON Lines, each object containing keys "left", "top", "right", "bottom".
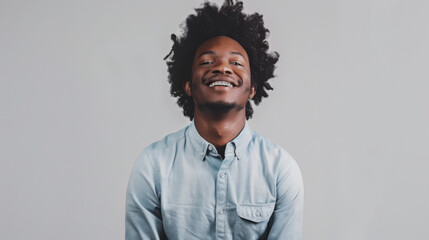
{"left": 164, "top": 0, "right": 279, "bottom": 120}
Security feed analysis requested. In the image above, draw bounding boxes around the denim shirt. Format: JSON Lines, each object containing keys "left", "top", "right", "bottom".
{"left": 126, "top": 122, "right": 304, "bottom": 240}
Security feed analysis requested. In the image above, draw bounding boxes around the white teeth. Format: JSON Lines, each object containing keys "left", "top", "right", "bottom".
{"left": 209, "top": 81, "right": 233, "bottom": 87}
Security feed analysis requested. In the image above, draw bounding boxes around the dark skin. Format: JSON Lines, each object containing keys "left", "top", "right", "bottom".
{"left": 184, "top": 36, "right": 256, "bottom": 158}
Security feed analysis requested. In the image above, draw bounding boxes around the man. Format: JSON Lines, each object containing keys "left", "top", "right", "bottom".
{"left": 126, "top": 1, "right": 304, "bottom": 239}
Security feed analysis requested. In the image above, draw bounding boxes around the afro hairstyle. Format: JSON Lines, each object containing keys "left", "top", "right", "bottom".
{"left": 164, "top": 0, "right": 279, "bottom": 120}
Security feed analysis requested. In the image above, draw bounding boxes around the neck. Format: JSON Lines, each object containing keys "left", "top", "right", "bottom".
{"left": 193, "top": 108, "right": 246, "bottom": 158}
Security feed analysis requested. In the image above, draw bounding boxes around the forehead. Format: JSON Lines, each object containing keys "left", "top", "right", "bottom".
{"left": 194, "top": 36, "right": 249, "bottom": 60}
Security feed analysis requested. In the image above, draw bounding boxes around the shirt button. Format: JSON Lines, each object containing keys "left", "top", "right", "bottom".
{"left": 208, "top": 145, "right": 213, "bottom": 151}
{"left": 219, "top": 172, "right": 225, "bottom": 178}
{"left": 255, "top": 210, "right": 261, "bottom": 217}
{"left": 217, "top": 209, "right": 224, "bottom": 215}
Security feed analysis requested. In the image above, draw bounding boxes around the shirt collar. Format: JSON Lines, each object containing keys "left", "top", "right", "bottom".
{"left": 186, "top": 120, "right": 253, "bottom": 161}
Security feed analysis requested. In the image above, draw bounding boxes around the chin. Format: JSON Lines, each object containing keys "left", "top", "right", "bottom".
{"left": 197, "top": 101, "right": 244, "bottom": 114}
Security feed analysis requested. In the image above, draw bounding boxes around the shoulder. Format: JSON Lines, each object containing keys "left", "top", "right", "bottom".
{"left": 248, "top": 130, "right": 302, "bottom": 181}
{"left": 142, "top": 125, "right": 189, "bottom": 155}
{"left": 133, "top": 125, "right": 190, "bottom": 169}
{"left": 250, "top": 131, "right": 296, "bottom": 164}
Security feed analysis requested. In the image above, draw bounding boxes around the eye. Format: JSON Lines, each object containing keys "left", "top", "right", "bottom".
{"left": 200, "top": 61, "right": 212, "bottom": 65}
{"left": 231, "top": 61, "right": 243, "bottom": 66}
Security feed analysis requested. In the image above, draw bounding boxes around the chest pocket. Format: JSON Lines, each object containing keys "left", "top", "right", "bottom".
{"left": 234, "top": 203, "right": 275, "bottom": 239}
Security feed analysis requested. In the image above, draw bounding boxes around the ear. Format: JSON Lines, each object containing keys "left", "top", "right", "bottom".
{"left": 249, "top": 84, "right": 256, "bottom": 99}
{"left": 184, "top": 81, "right": 192, "bottom": 96}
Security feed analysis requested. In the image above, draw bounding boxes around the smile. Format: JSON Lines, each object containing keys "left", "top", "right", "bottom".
{"left": 208, "top": 81, "right": 234, "bottom": 88}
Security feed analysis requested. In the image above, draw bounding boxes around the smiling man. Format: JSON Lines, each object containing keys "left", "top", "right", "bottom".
{"left": 185, "top": 36, "right": 256, "bottom": 158}
{"left": 125, "top": 1, "right": 304, "bottom": 239}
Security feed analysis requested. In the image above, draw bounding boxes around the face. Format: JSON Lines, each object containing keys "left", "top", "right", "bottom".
{"left": 185, "top": 36, "right": 255, "bottom": 115}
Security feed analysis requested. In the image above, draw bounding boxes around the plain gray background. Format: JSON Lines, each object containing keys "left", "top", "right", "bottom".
{"left": 1, "top": 0, "right": 428, "bottom": 239}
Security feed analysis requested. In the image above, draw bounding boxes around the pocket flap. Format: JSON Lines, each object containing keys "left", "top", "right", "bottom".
{"left": 236, "top": 203, "right": 275, "bottom": 223}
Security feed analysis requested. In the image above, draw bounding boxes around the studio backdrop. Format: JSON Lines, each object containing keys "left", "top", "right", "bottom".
{"left": 1, "top": 0, "right": 428, "bottom": 239}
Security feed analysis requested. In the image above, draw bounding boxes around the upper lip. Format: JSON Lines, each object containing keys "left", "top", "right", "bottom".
{"left": 204, "top": 74, "right": 238, "bottom": 87}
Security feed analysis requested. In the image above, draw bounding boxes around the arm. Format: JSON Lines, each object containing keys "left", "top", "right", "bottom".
{"left": 125, "top": 150, "right": 166, "bottom": 240}
{"left": 267, "top": 153, "right": 304, "bottom": 240}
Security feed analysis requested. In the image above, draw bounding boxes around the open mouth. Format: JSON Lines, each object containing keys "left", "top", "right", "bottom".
{"left": 208, "top": 81, "right": 234, "bottom": 88}
{"left": 205, "top": 75, "right": 237, "bottom": 88}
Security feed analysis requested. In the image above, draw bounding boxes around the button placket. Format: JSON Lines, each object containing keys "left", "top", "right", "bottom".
{"left": 215, "top": 148, "right": 235, "bottom": 239}
{"left": 215, "top": 170, "right": 228, "bottom": 239}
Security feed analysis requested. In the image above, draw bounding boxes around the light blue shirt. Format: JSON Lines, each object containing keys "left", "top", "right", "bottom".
{"left": 126, "top": 122, "right": 304, "bottom": 240}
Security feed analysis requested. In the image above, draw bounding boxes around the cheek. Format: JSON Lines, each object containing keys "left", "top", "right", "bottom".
{"left": 191, "top": 69, "right": 207, "bottom": 83}
{"left": 237, "top": 68, "right": 251, "bottom": 81}
{"left": 242, "top": 75, "right": 252, "bottom": 88}
{"left": 191, "top": 81, "right": 198, "bottom": 92}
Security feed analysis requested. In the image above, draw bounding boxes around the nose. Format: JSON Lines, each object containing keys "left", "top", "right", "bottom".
{"left": 212, "top": 60, "right": 232, "bottom": 74}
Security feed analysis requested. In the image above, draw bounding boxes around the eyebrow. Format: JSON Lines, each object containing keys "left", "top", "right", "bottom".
{"left": 231, "top": 52, "right": 244, "bottom": 57}
{"left": 197, "top": 51, "right": 245, "bottom": 58}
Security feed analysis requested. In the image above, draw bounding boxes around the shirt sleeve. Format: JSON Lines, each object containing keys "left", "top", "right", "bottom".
{"left": 125, "top": 150, "right": 166, "bottom": 240}
{"left": 267, "top": 152, "right": 304, "bottom": 240}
